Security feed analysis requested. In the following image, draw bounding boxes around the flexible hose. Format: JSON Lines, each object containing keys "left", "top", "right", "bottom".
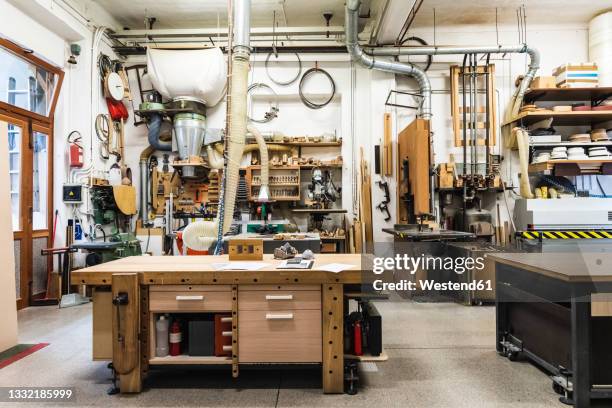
{"left": 213, "top": 142, "right": 291, "bottom": 155}
{"left": 148, "top": 113, "right": 172, "bottom": 151}
{"left": 221, "top": 57, "right": 249, "bottom": 233}
{"left": 206, "top": 145, "right": 225, "bottom": 169}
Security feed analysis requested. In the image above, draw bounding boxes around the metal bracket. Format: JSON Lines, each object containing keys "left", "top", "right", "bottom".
{"left": 384, "top": 90, "right": 422, "bottom": 110}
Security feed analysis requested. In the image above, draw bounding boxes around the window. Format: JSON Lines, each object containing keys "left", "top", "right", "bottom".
{"left": 0, "top": 39, "right": 63, "bottom": 120}
{"left": 32, "top": 131, "right": 48, "bottom": 230}
{"left": 6, "top": 122, "right": 21, "bottom": 231}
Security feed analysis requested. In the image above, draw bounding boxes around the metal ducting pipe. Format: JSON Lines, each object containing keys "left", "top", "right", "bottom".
{"left": 345, "top": 0, "right": 432, "bottom": 119}
{"left": 220, "top": 0, "right": 251, "bottom": 235}
{"left": 147, "top": 113, "right": 172, "bottom": 151}
{"left": 139, "top": 145, "right": 155, "bottom": 225}
{"left": 364, "top": 44, "right": 540, "bottom": 118}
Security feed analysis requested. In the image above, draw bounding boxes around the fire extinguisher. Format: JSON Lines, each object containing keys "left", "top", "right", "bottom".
{"left": 67, "top": 130, "right": 83, "bottom": 168}
{"left": 169, "top": 321, "right": 182, "bottom": 356}
{"left": 353, "top": 320, "right": 363, "bottom": 356}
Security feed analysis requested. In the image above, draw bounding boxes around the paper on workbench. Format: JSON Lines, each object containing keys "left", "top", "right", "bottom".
{"left": 315, "top": 263, "right": 356, "bottom": 273}
{"left": 212, "top": 262, "right": 270, "bottom": 271}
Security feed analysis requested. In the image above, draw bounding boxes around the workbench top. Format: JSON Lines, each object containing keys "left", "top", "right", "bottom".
{"left": 489, "top": 252, "right": 612, "bottom": 282}
{"left": 72, "top": 254, "right": 368, "bottom": 286}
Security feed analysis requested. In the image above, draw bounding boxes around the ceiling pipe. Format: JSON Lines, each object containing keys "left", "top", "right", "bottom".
{"left": 364, "top": 45, "right": 540, "bottom": 119}
{"left": 345, "top": 0, "right": 432, "bottom": 119}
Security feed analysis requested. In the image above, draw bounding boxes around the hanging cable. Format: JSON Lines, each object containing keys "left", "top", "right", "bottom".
{"left": 265, "top": 52, "right": 302, "bottom": 85}
{"left": 299, "top": 66, "right": 336, "bottom": 109}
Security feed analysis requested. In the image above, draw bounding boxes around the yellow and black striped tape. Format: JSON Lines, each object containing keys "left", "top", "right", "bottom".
{"left": 519, "top": 230, "right": 612, "bottom": 240}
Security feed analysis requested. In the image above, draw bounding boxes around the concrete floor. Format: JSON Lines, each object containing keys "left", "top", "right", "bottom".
{"left": 0, "top": 299, "right": 571, "bottom": 407}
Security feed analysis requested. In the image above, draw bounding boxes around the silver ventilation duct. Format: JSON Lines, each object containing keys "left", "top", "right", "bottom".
{"left": 345, "top": 0, "right": 432, "bottom": 119}
{"left": 364, "top": 45, "right": 540, "bottom": 119}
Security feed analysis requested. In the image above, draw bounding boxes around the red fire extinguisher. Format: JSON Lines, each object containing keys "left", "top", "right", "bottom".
{"left": 169, "top": 321, "right": 182, "bottom": 356}
{"left": 353, "top": 320, "right": 363, "bottom": 356}
{"left": 67, "top": 131, "right": 83, "bottom": 168}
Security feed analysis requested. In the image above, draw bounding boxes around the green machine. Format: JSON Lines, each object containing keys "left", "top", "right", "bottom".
{"left": 74, "top": 185, "right": 141, "bottom": 266}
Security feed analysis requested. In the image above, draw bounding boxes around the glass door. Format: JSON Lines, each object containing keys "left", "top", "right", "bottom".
{"left": 31, "top": 126, "right": 52, "bottom": 302}
{"left": 1, "top": 113, "right": 30, "bottom": 309}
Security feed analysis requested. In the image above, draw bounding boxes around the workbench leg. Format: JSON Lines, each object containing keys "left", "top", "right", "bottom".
{"left": 571, "top": 295, "right": 591, "bottom": 408}
{"left": 322, "top": 284, "right": 343, "bottom": 394}
{"left": 232, "top": 285, "right": 239, "bottom": 379}
{"left": 111, "top": 273, "right": 142, "bottom": 393}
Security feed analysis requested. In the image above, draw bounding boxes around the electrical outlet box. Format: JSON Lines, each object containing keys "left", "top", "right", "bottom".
{"left": 63, "top": 184, "right": 82, "bottom": 203}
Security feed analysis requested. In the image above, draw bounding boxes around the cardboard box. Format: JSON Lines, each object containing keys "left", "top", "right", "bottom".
{"left": 531, "top": 76, "right": 557, "bottom": 89}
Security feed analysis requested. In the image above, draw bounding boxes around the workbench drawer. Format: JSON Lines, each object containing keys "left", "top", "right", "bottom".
{"left": 150, "top": 289, "right": 232, "bottom": 312}
{"left": 239, "top": 284, "right": 320, "bottom": 291}
{"left": 239, "top": 289, "right": 321, "bottom": 311}
{"left": 239, "top": 309, "right": 322, "bottom": 363}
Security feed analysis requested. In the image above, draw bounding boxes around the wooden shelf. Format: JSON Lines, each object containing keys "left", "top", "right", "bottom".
{"left": 528, "top": 159, "right": 612, "bottom": 176}
{"left": 291, "top": 208, "right": 347, "bottom": 214}
{"left": 524, "top": 87, "right": 612, "bottom": 102}
{"left": 149, "top": 355, "right": 232, "bottom": 365}
{"left": 531, "top": 141, "right": 612, "bottom": 147}
{"left": 251, "top": 183, "right": 300, "bottom": 187}
{"left": 266, "top": 141, "right": 342, "bottom": 147}
{"left": 503, "top": 110, "right": 612, "bottom": 127}
{"left": 299, "top": 164, "right": 343, "bottom": 169}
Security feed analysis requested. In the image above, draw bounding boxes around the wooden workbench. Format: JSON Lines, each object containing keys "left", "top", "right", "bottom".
{"left": 72, "top": 254, "right": 366, "bottom": 394}
{"left": 490, "top": 252, "right": 612, "bottom": 407}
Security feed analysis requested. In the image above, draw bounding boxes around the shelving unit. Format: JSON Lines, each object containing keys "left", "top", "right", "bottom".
{"left": 246, "top": 165, "right": 301, "bottom": 201}
{"left": 504, "top": 86, "right": 612, "bottom": 176}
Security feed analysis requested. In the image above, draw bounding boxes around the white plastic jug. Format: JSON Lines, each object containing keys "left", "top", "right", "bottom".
{"left": 155, "top": 315, "right": 169, "bottom": 357}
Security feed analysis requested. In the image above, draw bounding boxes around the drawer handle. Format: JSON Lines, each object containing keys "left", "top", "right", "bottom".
{"left": 265, "top": 294, "right": 293, "bottom": 300}
{"left": 266, "top": 313, "right": 294, "bottom": 320}
{"left": 175, "top": 295, "right": 204, "bottom": 301}
{"left": 222, "top": 331, "right": 232, "bottom": 337}
{"left": 222, "top": 345, "right": 233, "bottom": 351}
{"left": 220, "top": 317, "right": 232, "bottom": 323}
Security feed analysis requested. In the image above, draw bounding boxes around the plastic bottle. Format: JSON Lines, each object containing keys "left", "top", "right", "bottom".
{"left": 155, "top": 315, "right": 169, "bottom": 357}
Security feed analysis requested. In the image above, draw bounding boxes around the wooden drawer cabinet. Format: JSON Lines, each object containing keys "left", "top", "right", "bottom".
{"left": 238, "top": 309, "right": 322, "bottom": 363}
{"left": 239, "top": 289, "right": 321, "bottom": 311}
{"left": 149, "top": 285, "right": 232, "bottom": 312}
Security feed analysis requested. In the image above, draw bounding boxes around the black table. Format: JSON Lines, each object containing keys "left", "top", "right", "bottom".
{"left": 491, "top": 252, "right": 612, "bottom": 407}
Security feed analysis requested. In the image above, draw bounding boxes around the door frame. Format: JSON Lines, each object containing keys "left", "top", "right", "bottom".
{"left": 0, "top": 36, "right": 62, "bottom": 309}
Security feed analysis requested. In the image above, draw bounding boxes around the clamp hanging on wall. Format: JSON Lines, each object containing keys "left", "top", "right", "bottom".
{"left": 376, "top": 181, "right": 391, "bottom": 222}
